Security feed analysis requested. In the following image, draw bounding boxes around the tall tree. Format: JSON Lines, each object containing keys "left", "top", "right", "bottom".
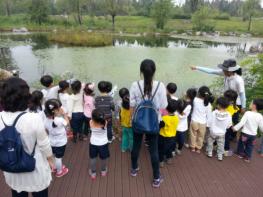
{"left": 151, "top": 0, "right": 172, "bottom": 29}
{"left": 242, "top": 0, "right": 260, "bottom": 31}
{"left": 0, "top": 0, "right": 12, "bottom": 16}
{"left": 29, "top": 0, "right": 48, "bottom": 25}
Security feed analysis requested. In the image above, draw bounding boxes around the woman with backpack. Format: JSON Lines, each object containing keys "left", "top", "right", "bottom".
{"left": 0, "top": 77, "right": 53, "bottom": 197}
{"left": 130, "top": 59, "right": 167, "bottom": 188}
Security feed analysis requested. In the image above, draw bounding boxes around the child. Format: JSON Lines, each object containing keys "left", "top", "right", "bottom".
{"left": 119, "top": 88, "right": 133, "bottom": 152}
{"left": 175, "top": 99, "right": 192, "bottom": 155}
{"left": 83, "top": 83, "right": 95, "bottom": 138}
{"left": 89, "top": 109, "right": 110, "bottom": 180}
{"left": 207, "top": 97, "right": 232, "bottom": 161}
{"left": 184, "top": 88, "right": 197, "bottom": 148}
{"left": 40, "top": 75, "right": 59, "bottom": 102}
{"left": 44, "top": 99, "right": 69, "bottom": 178}
{"left": 58, "top": 80, "right": 70, "bottom": 114}
{"left": 167, "top": 82, "right": 178, "bottom": 101}
{"left": 28, "top": 90, "right": 45, "bottom": 121}
{"left": 233, "top": 99, "right": 263, "bottom": 162}
{"left": 95, "top": 81, "right": 115, "bottom": 143}
{"left": 68, "top": 80, "right": 85, "bottom": 143}
{"left": 190, "top": 86, "right": 214, "bottom": 153}
{"left": 159, "top": 99, "right": 179, "bottom": 167}
{"left": 224, "top": 90, "right": 239, "bottom": 156}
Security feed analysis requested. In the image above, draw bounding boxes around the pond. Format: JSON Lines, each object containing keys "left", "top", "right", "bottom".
{"left": 0, "top": 33, "right": 261, "bottom": 96}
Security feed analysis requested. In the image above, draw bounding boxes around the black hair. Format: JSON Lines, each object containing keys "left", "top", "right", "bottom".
{"left": 28, "top": 90, "right": 43, "bottom": 112}
{"left": 98, "top": 81, "right": 109, "bottom": 93}
{"left": 84, "top": 83, "right": 94, "bottom": 96}
{"left": 166, "top": 99, "right": 178, "bottom": 114}
{"left": 92, "top": 108, "right": 106, "bottom": 127}
{"left": 253, "top": 99, "right": 263, "bottom": 111}
{"left": 71, "top": 80, "right": 82, "bottom": 95}
{"left": 119, "top": 88, "right": 129, "bottom": 99}
{"left": 0, "top": 77, "right": 30, "bottom": 112}
{"left": 58, "top": 80, "right": 69, "bottom": 94}
{"left": 167, "top": 83, "right": 177, "bottom": 94}
{"left": 177, "top": 99, "right": 187, "bottom": 115}
{"left": 40, "top": 75, "right": 53, "bottom": 88}
{"left": 106, "top": 81, "right": 113, "bottom": 93}
{"left": 122, "top": 95, "right": 130, "bottom": 110}
{"left": 234, "top": 68, "right": 242, "bottom": 76}
{"left": 198, "top": 86, "right": 214, "bottom": 106}
{"left": 224, "top": 90, "right": 238, "bottom": 110}
{"left": 216, "top": 97, "right": 229, "bottom": 109}
{"left": 44, "top": 99, "right": 62, "bottom": 128}
{"left": 186, "top": 88, "right": 197, "bottom": 102}
{"left": 140, "top": 59, "right": 156, "bottom": 97}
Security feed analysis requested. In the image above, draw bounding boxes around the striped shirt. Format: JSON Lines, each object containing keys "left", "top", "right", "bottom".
{"left": 95, "top": 96, "right": 115, "bottom": 119}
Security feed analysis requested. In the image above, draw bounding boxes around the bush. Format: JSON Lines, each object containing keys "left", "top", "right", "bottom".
{"left": 172, "top": 14, "right": 191, "bottom": 19}
{"left": 192, "top": 6, "right": 215, "bottom": 32}
{"left": 214, "top": 13, "right": 230, "bottom": 20}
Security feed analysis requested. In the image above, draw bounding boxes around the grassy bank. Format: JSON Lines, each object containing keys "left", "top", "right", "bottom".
{"left": 48, "top": 32, "right": 113, "bottom": 47}
{"left": 0, "top": 15, "right": 263, "bottom": 36}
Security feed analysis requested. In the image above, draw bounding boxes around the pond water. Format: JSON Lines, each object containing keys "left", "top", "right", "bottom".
{"left": 0, "top": 33, "right": 260, "bottom": 95}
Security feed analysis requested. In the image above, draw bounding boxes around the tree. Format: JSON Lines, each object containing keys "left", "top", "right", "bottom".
{"left": 191, "top": 6, "right": 215, "bottom": 31}
{"left": 29, "top": 0, "right": 48, "bottom": 25}
{"left": 151, "top": 0, "right": 172, "bottom": 29}
{"left": 242, "top": 0, "right": 260, "bottom": 31}
{"left": 0, "top": 0, "right": 12, "bottom": 16}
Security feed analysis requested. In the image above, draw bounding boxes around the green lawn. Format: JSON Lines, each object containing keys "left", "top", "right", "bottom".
{"left": 0, "top": 15, "right": 263, "bottom": 36}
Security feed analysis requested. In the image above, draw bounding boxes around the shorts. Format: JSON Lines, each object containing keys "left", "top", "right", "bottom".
{"left": 52, "top": 145, "right": 66, "bottom": 158}
{"left": 89, "top": 144, "right": 110, "bottom": 160}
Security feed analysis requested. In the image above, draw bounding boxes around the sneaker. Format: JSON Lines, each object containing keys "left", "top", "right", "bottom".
{"left": 152, "top": 176, "right": 164, "bottom": 188}
{"left": 160, "top": 162, "right": 165, "bottom": 168}
{"left": 196, "top": 149, "right": 201, "bottom": 154}
{"left": 52, "top": 165, "right": 66, "bottom": 173}
{"left": 172, "top": 151, "right": 176, "bottom": 157}
{"left": 130, "top": 167, "right": 140, "bottom": 177}
{"left": 218, "top": 155, "right": 223, "bottom": 161}
{"left": 244, "top": 158, "right": 251, "bottom": 163}
{"left": 184, "top": 143, "right": 190, "bottom": 148}
{"left": 207, "top": 152, "right": 213, "bottom": 158}
{"left": 236, "top": 154, "right": 243, "bottom": 159}
{"left": 176, "top": 149, "right": 182, "bottom": 155}
{"left": 191, "top": 148, "right": 196, "bottom": 152}
{"left": 224, "top": 150, "right": 233, "bottom": 157}
{"left": 101, "top": 169, "right": 107, "bottom": 177}
{"left": 56, "top": 167, "right": 69, "bottom": 178}
{"left": 89, "top": 170, "right": 96, "bottom": 180}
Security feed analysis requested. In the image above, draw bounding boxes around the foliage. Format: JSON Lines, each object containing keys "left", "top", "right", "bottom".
{"left": 29, "top": 0, "right": 48, "bottom": 25}
{"left": 151, "top": 0, "right": 173, "bottom": 29}
{"left": 213, "top": 12, "right": 230, "bottom": 20}
{"left": 242, "top": 0, "right": 261, "bottom": 31}
{"left": 191, "top": 6, "right": 215, "bottom": 32}
{"left": 171, "top": 6, "right": 191, "bottom": 19}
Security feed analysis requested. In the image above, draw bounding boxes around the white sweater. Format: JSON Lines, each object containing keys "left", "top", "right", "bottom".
{"left": 191, "top": 97, "right": 212, "bottom": 125}
{"left": 176, "top": 105, "right": 192, "bottom": 132}
{"left": 208, "top": 110, "right": 232, "bottom": 136}
{"left": 0, "top": 111, "right": 52, "bottom": 193}
{"left": 233, "top": 111, "right": 263, "bottom": 136}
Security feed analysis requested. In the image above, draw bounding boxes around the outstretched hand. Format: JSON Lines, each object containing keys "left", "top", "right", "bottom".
{"left": 190, "top": 66, "right": 197, "bottom": 70}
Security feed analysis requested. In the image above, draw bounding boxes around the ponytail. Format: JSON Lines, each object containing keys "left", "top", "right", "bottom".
{"left": 198, "top": 86, "right": 214, "bottom": 106}
{"left": 140, "top": 59, "right": 156, "bottom": 97}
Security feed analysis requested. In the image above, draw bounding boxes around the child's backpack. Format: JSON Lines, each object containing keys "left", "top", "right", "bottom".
{"left": 132, "top": 81, "right": 160, "bottom": 134}
{"left": 0, "top": 112, "right": 36, "bottom": 173}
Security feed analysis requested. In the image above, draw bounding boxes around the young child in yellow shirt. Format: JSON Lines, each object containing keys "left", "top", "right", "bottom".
{"left": 158, "top": 99, "right": 179, "bottom": 167}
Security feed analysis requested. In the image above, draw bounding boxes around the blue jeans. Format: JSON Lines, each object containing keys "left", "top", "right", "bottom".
{"left": 71, "top": 112, "right": 85, "bottom": 136}
{"left": 131, "top": 132, "right": 159, "bottom": 179}
{"left": 237, "top": 133, "right": 256, "bottom": 159}
{"left": 176, "top": 131, "right": 186, "bottom": 150}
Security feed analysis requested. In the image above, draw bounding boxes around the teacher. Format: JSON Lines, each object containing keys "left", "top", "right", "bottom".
{"left": 129, "top": 59, "right": 167, "bottom": 188}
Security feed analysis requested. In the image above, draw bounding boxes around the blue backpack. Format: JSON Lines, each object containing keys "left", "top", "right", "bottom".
{"left": 0, "top": 112, "right": 36, "bottom": 173}
{"left": 132, "top": 81, "right": 160, "bottom": 134}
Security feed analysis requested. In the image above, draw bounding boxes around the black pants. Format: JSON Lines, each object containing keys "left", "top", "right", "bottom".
{"left": 158, "top": 135, "right": 175, "bottom": 162}
{"left": 176, "top": 131, "right": 186, "bottom": 150}
{"left": 131, "top": 132, "right": 159, "bottom": 179}
{"left": 12, "top": 188, "right": 48, "bottom": 197}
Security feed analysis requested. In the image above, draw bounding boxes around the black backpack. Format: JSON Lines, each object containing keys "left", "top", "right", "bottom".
{"left": 0, "top": 112, "right": 36, "bottom": 173}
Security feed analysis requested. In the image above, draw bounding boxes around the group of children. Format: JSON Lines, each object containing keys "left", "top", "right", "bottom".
{"left": 29, "top": 74, "right": 263, "bottom": 181}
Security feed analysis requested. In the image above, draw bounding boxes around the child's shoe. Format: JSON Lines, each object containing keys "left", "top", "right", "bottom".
{"left": 152, "top": 176, "right": 164, "bottom": 188}
{"left": 235, "top": 153, "right": 244, "bottom": 159}
{"left": 195, "top": 149, "right": 201, "bottom": 154}
{"left": 218, "top": 155, "right": 223, "bottom": 161}
{"left": 160, "top": 162, "right": 165, "bottom": 168}
{"left": 56, "top": 167, "right": 69, "bottom": 178}
{"left": 224, "top": 150, "right": 233, "bottom": 157}
{"left": 101, "top": 169, "right": 108, "bottom": 177}
{"left": 244, "top": 157, "right": 251, "bottom": 163}
{"left": 184, "top": 143, "right": 190, "bottom": 148}
{"left": 191, "top": 148, "right": 196, "bottom": 152}
{"left": 207, "top": 152, "right": 213, "bottom": 158}
{"left": 172, "top": 151, "right": 176, "bottom": 157}
{"left": 166, "top": 159, "right": 173, "bottom": 165}
{"left": 176, "top": 149, "right": 182, "bottom": 155}
{"left": 130, "top": 167, "right": 140, "bottom": 177}
{"left": 89, "top": 170, "right": 96, "bottom": 180}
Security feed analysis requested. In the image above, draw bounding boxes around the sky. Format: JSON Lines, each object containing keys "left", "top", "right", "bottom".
{"left": 172, "top": 0, "right": 263, "bottom": 7}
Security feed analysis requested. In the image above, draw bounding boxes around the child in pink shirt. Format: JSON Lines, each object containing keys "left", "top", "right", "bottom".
{"left": 83, "top": 83, "right": 95, "bottom": 139}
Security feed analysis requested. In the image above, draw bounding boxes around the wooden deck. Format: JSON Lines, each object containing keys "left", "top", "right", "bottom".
{"left": 1, "top": 139, "right": 263, "bottom": 197}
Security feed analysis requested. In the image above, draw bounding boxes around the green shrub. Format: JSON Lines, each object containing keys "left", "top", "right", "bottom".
{"left": 192, "top": 6, "right": 215, "bottom": 32}
{"left": 214, "top": 13, "right": 231, "bottom": 20}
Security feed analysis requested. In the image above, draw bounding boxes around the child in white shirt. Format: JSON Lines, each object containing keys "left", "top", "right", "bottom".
{"left": 44, "top": 99, "right": 69, "bottom": 178}
{"left": 58, "top": 80, "right": 70, "bottom": 114}
{"left": 207, "top": 97, "right": 232, "bottom": 161}
{"left": 40, "top": 75, "right": 59, "bottom": 102}
{"left": 233, "top": 99, "right": 263, "bottom": 162}
{"left": 190, "top": 86, "right": 214, "bottom": 153}
{"left": 89, "top": 109, "right": 109, "bottom": 180}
